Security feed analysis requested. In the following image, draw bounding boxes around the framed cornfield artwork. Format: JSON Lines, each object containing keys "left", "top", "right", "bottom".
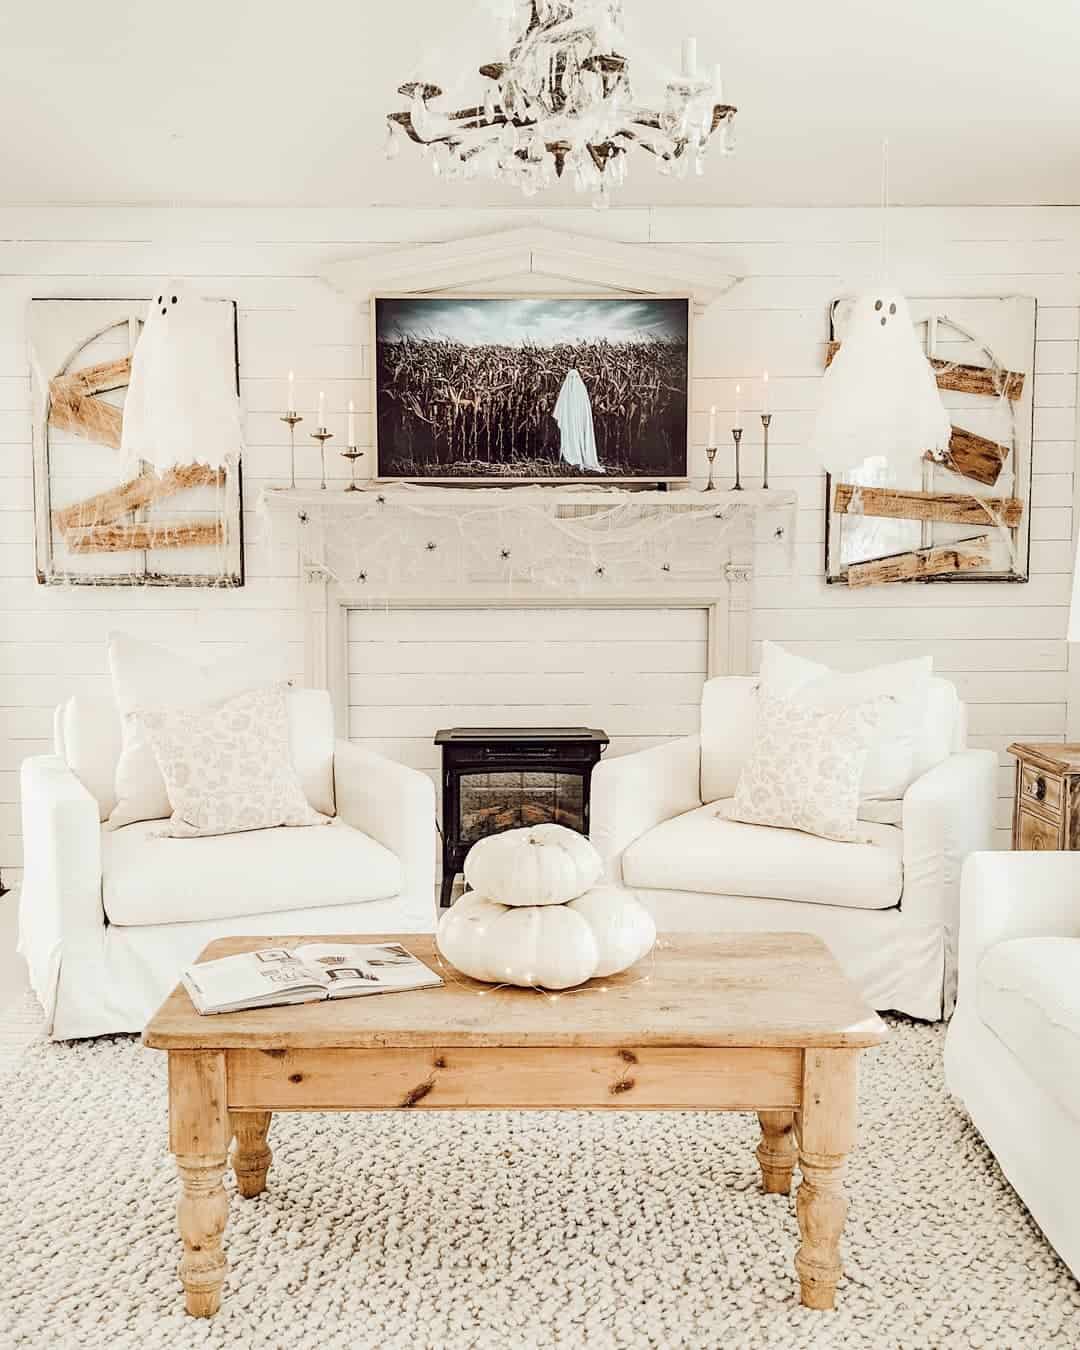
{"left": 29, "top": 297, "right": 243, "bottom": 587}
{"left": 824, "top": 295, "right": 1036, "bottom": 585}
{"left": 373, "top": 294, "right": 690, "bottom": 481}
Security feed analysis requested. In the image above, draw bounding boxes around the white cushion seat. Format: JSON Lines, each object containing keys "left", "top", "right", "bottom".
{"left": 103, "top": 817, "right": 403, "bottom": 926}
{"left": 621, "top": 800, "right": 904, "bottom": 911}
{"left": 977, "top": 936, "right": 1080, "bottom": 1125}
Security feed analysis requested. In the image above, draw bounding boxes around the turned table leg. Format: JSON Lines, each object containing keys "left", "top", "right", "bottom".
{"left": 169, "top": 1051, "right": 231, "bottom": 1318}
{"left": 794, "top": 1049, "right": 858, "bottom": 1311}
{"left": 756, "top": 1109, "right": 797, "bottom": 1194}
{"left": 230, "top": 1110, "right": 273, "bottom": 1198}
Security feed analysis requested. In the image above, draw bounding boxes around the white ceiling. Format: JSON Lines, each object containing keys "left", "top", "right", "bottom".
{"left": 1, "top": 0, "right": 1078, "bottom": 208}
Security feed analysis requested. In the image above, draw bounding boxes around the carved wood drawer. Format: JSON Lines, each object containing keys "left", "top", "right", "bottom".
{"left": 1008, "top": 743, "right": 1080, "bottom": 851}
{"left": 1019, "top": 764, "right": 1062, "bottom": 816}
{"left": 1016, "top": 807, "right": 1063, "bottom": 852}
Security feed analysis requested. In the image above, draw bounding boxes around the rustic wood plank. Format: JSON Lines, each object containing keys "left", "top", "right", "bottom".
{"left": 53, "top": 355, "right": 131, "bottom": 398}
{"left": 226, "top": 1045, "right": 805, "bottom": 1111}
{"left": 63, "top": 520, "right": 224, "bottom": 553}
{"left": 142, "top": 933, "right": 887, "bottom": 1051}
{"left": 47, "top": 385, "right": 123, "bottom": 449}
{"left": 846, "top": 535, "right": 992, "bottom": 588}
{"left": 825, "top": 340, "right": 1024, "bottom": 401}
{"left": 52, "top": 464, "right": 226, "bottom": 532}
{"left": 926, "top": 426, "right": 1010, "bottom": 487}
{"left": 833, "top": 483, "right": 1023, "bottom": 528}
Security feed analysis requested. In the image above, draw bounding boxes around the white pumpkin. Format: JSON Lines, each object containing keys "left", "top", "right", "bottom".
{"left": 436, "top": 887, "right": 655, "bottom": 990}
{"left": 463, "top": 823, "right": 602, "bottom": 908}
{"left": 565, "top": 885, "right": 657, "bottom": 977}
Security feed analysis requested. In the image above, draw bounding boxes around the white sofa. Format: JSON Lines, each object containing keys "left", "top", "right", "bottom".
{"left": 944, "top": 851, "right": 1080, "bottom": 1279}
{"left": 589, "top": 675, "right": 996, "bottom": 1020}
{"left": 19, "top": 689, "right": 437, "bottom": 1039}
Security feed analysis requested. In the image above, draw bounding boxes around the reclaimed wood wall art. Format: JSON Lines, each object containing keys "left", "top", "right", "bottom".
{"left": 29, "top": 298, "right": 243, "bottom": 586}
{"left": 823, "top": 296, "right": 1036, "bottom": 586}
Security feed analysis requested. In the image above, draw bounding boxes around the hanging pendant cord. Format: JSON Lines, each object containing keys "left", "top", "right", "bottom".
{"left": 878, "top": 136, "right": 890, "bottom": 282}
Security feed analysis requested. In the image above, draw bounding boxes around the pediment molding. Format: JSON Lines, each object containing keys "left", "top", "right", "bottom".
{"left": 320, "top": 227, "right": 737, "bottom": 306}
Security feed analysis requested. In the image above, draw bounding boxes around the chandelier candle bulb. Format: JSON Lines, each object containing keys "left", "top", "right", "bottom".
{"left": 682, "top": 36, "right": 698, "bottom": 79}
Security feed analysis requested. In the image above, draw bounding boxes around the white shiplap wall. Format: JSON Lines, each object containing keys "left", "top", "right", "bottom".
{"left": 2, "top": 204, "right": 1078, "bottom": 872}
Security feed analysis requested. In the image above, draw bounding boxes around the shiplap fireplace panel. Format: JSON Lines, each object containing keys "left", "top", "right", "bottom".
{"left": 342, "top": 602, "right": 717, "bottom": 807}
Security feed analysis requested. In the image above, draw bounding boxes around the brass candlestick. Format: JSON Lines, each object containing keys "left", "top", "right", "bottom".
{"left": 311, "top": 427, "right": 333, "bottom": 490}
{"left": 280, "top": 412, "right": 302, "bottom": 489}
{"left": 730, "top": 428, "right": 744, "bottom": 490}
{"left": 703, "top": 445, "right": 718, "bottom": 491}
{"left": 341, "top": 447, "right": 365, "bottom": 491}
{"left": 760, "top": 412, "right": 771, "bottom": 490}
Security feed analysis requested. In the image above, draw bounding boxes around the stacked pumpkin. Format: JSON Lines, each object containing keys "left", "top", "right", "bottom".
{"left": 436, "top": 823, "right": 656, "bottom": 990}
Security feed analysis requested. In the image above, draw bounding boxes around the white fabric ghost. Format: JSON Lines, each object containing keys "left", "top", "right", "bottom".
{"left": 553, "top": 367, "right": 603, "bottom": 473}
{"left": 120, "top": 281, "right": 242, "bottom": 473}
{"left": 809, "top": 290, "right": 951, "bottom": 479}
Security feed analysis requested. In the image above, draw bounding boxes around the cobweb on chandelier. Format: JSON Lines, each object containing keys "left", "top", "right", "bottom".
{"left": 385, "top": 0, "right": 737, "bottom": 206}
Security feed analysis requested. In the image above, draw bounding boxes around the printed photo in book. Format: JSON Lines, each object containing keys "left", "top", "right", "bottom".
{"left": 182, "top": 942, "right": 443, "bottom": 1016}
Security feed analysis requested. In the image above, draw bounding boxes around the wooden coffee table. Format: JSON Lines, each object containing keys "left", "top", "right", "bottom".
{"left": 143, "top": 932, "right": 886, "bottom": 1318}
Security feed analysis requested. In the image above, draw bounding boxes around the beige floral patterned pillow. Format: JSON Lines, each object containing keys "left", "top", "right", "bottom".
{"left": 728, "top": 690, "right": 889, "bottom": 843}
{"left": 140, "top": 683, "right": 330, "bottom": 839}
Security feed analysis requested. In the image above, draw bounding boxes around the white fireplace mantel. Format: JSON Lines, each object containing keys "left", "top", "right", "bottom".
{"left": 260, "top": 483, "right": 796, "bottom": 705}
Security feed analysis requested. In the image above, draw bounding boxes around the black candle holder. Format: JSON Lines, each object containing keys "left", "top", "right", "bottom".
{"left": 730, "top": 428, "right": 744, "bottom": 491}
{"left": 760, "top": 412, "right": 772, "bottom": 490}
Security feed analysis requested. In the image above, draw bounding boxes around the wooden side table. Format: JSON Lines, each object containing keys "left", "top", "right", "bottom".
{"left": 1007, "top": 742, "right": 1080, "bottom": 850}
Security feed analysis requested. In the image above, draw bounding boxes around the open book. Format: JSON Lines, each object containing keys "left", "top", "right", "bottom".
{"left": 182, "top": 942, "right": 443, "bottom": 1016}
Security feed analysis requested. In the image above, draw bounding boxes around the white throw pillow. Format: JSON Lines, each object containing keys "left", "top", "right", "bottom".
{"left": 728, "top": 690, "right": 888, "bottom": 843}
{"left": 759, "top": 641, "right": 932, "bottom": 801}
{"left": 106, "top": 632, "right": 291, "bottom": 829}
{"left": 140, "top": 684, "right": 330, "bottom": 839}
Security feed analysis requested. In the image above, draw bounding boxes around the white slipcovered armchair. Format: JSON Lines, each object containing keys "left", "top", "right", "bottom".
{"left": 19, "top": 689, "right": 436, "bottom": 1039}
{"left": 590, "top": 675, "right": 995, "bottom": 1020}
{"left": 944, "top": 852, "right": 1080, "bottom": 1278}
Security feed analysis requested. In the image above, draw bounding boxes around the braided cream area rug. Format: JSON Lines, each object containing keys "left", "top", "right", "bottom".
{"left": 1, "top": 1006, "right": 1077, "bottom": 1350}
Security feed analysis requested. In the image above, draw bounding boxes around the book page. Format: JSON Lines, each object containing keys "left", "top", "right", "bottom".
{"left": 295, "top": 943, "right": 442, "bottom": 996}
{"left": 186, "top": 948, "right": 328, "bottom": 1010}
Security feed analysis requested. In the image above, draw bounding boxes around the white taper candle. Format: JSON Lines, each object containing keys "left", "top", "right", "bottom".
{"left": 318, "top": 390, "right": 326, "bottom": 428}
{"left": 347, "top": 399, "right": 356, "bottom": 446}
{"left": 734, "top": 384, "right": 742, "bottom": 429}
{"left": 287, "top": 369, "right": 295, "bottom": 415}
{"left": 681, "top": 37, "right": 698, "bottom": 79}
{"left": 762, "top": 370, "right": 769, "bottom": 414}
{"left": 708, "top": 404, "right": 717, "bottom": 446}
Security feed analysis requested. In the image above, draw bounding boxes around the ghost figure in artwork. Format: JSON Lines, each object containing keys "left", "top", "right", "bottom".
{"left": 120, "top": 281, "right": 242, "bottom": 474}
{"left": 809, "top": 290, "right": 951, "bottom": 479}
{"left": 553, "top": 366, "right": 603, "bottom": 473}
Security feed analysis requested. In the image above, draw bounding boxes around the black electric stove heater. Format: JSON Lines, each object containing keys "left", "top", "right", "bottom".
{"left": 434, "top": 726, "right": 609, "bottom": 910}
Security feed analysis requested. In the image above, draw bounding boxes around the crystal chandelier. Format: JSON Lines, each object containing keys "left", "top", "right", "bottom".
{"left": 385, "top": 0, "right": 736, "bottom": 207}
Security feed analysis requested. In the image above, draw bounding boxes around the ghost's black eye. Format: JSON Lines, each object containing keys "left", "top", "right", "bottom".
{"left": 161, "top": 307, "right": 167, "bottom": 315}
{"left": 880, "top": 316, "right": 887, "bottom": 326}
{"left": 171, "top": 295, "right": 177, "bottom": 304}
{"left": 874, "top": 299, "right": 883, "bottom": 311}
{"left": 889, "top": 303, "right": 896, "bottom": 315}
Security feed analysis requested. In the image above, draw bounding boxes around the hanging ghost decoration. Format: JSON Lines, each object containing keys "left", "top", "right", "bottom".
{"left": 809, "top": 290, "right": 950, "bottom": 479}
{"left": 553, "top": 367, "right": 603, "bottom": 473}
{"left": 120, "top": 282, "right": 242, "bottom": 474}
